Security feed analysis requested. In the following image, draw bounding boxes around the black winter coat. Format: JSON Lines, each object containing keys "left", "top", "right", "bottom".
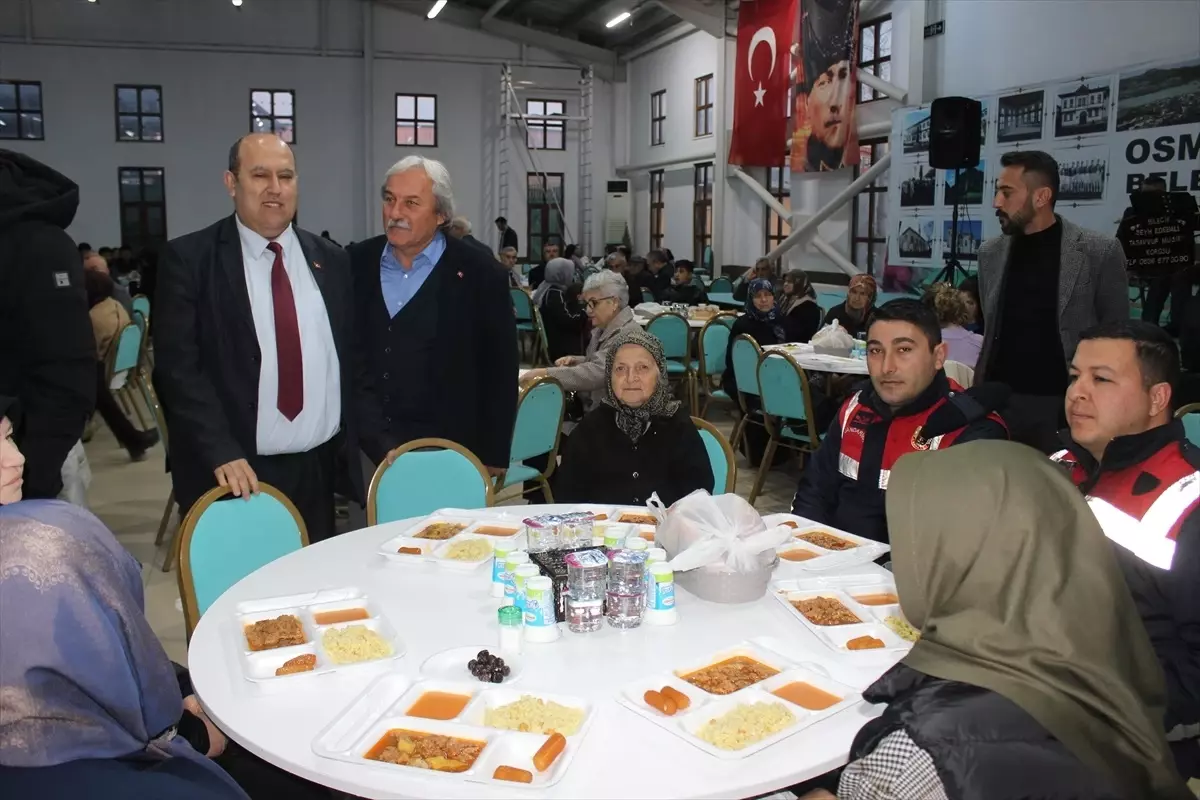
{"left": 555, "top": 405, "right": 713, "bottom": 506}
{"left": 0, "top": 150, "right": 96, "bottom": 499}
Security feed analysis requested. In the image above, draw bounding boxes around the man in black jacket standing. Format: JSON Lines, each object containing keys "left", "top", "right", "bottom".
{"left": 154, "top": 134, "right": 386, "bottom": 541}
{"left": 0, "top": 150, "right": 96, "bottom": 499}
{"left": 347, "top": 157, "right": 517, "bottom": 475}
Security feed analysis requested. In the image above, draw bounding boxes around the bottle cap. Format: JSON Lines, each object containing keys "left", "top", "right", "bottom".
{"left": 646, "top": 547, "right": 667, "bottom": 563}
{"left": 505, "top": 551, "right": 530, "bottom": 568}
{"left": 515, "top": 564, "right": 541, "bottom": 579}
{"left": 625, "top": 537, "right": 649, "bottom": 552}
{"left": 498, "top": 606, "right": 522, "bottom": 626}
{"left": 494, "top": 540, "right": 517, "bottom": 556}
{"left": 650, "top": 562, "right": 673, "bottom": 580}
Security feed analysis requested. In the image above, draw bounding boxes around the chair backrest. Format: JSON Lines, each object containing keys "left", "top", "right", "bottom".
{"left": 714, "top": 313, "right": 737, "bottom": 328}
{"left": 177, "top": 483, "right": 308, "bottom": 637}
{"left": 1176, "top": 403, "right": 1200, "bottom": 447}
{"left": 757, "top": 352, "right": 818, "bottom": 439}
{"left": 731, "top": 334, "right": 763, "bottom": 397}
{"left": 642, "top": 287, "right": 656, "bottom": 304}
{"left": 510, "top": 287, "right": 533, "bottom": 321}
{"left": 510, "top": 378, "right": 566, "bottom": 463}
{"left": 107, "top": 323, "right": 143, "bottom": 388}
{"left": 692, "top": 416, "right": 736, "bottom": 494}
{"left": 646, "top": 312, "right": 690, "bottom": 361}
{"left": 132, "top": 294, "right": 151, "bottom": 320}
{"left": 710, "top": 276, "right": 733, "bottom": 295}
{"left": 943, "top": 360, "right": 975, "bottom": 387}
{"left": 532, "top": 305, "right": 551, "bottom": 362}
{"left": 368, "top": 438, "right": 493, "bottom": 525}
{"left": 698, "top": 317, "right": 732, "bottom": 380}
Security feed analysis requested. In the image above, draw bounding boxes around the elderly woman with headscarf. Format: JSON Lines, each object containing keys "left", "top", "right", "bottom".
{"left": 825, "top": 441, "right": 1193, "bottom": 800}
{"left": 554, "top": 329, "right": 713, "bottom": 505}
{"left": 822, "top": 273, "right": 877, "bottom": 338}
{"left": 522, "top": 270, "right": 642, "bottom": 413}
{"left": 778, "top": 269, "right": 822, "bottom": 343}
{"left": 530, "top": 256, "right": 583, "bottom": 362}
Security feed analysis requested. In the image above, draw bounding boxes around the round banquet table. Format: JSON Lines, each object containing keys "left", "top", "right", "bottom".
{"left": 189, "top": 505, "right": 902, "bottom": 800}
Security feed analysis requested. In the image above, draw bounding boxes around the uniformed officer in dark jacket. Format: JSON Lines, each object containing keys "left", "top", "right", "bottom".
{"left": 0, "top": 150, "right": 96, "bottom": 499}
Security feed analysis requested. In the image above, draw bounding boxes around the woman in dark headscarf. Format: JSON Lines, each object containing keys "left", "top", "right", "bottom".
{"left": 837, "top": 441, "right": 1191, "bottom": 800}
{"left": 531, "top": 257, "right": 583, "bottom": 362}
{"left": 554, "top": 329, "right": 712, "bottom": 505}
{"left": 722, "top": 278, "right": 788, "bottom": 398}
{"left": 823, "top": 273, "right": 877, "bottom": 338}
{"left": 778, "top": 268, "right": 822, "bottom": 344}
{"left": 0, "top": 494, "right": 248, "bottom": 798}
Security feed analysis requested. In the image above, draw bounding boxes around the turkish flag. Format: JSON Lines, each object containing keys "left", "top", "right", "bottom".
{"left": 728, "top": 0, "right": 796, "bottom": 167}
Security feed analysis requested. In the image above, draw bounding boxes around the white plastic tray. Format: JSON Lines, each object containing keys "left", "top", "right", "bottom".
{"left": 762, "top": 514, "right": 890, "bottom": 571}
{"left": 233, "top": 587, "right": 405, "bottom": 684}
{"left": 770, "top": 577, "right": 912, "bottom": 655}
{"left": 616, "top": 640, "right": 861, "bottom": 760}
{"left": 378, "top": 515, "right": 524, "bottom": 568}
{"left": 312, "top": 672, "right": 595, "bottom": 789}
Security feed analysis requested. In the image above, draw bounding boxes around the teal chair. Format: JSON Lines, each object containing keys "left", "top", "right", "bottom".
{"left": 368, "top": 438, "right": 494, "bottom": 525}
{"left": 496, "top": 377, "right": 566, "bottom": 501}
{"left": 642, "top": 287, "right": 656, "bottom": 304}
{"left": 693, "top": 416, "right": 736, "bottom": 494}
{"left": 728, "top": 334, "right": 766, "bottom": 456}
{"left": 710, "top": 276, "right": 734, "bottom": 295}
{"left": 1176, "top": 403, "right": 1200, "bottom": 446}
{"left": 646, "top": 312, "right": 694, "bottom": 413}
{"left": 177, "top": 483, "right": 308, "bottom": 638}
{"left": 107, "top": 322, "right": 152, "bottom": 430}
{"left": 752, "top": 351, "right": 823, "bottom": 504}
{"left": 511, "top": 287, "right": 535, "bottom": 359}
{"left": 696, "top": 316, "right": 735, "bottom": 418}
{"left": 132, "top": 293, "right": 151, "bottom": 321}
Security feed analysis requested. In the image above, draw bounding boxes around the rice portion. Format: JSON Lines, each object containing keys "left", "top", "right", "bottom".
{"left": 483, "top": 695, "right": 585, "bottom": 736}
{"left": 696, "top": 702, "right": 796, "bottom": 750}
{"left": 321, "top": 625, "right": 393, "bottom": 664}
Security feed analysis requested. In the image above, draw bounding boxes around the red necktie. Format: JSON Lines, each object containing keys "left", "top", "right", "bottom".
{"left": 266, "top": 241, "right": 304, "bottom": 421}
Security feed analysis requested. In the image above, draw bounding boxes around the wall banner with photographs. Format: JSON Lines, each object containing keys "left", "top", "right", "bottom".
{"left": 789, "top": 0, "right": 860, "bottom": 173}
{"left": 882, "top": 56, "right": 1200, "bottom": 293}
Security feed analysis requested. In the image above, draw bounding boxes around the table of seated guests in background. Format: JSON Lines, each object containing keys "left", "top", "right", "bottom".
{"left": 189, "top": 504, "right": 909, "bottom": 800}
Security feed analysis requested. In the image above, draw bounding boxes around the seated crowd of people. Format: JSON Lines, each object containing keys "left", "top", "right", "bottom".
{"left": 1, "top": 139, "right": 1196, "bottom": 798}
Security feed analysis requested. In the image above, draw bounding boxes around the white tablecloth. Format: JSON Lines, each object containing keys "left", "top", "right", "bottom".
{"left": 764, "top": 343, "right": 869, "bottom": 375}
{"left": 189, "top": 506, "right": 898, "bottom": 799}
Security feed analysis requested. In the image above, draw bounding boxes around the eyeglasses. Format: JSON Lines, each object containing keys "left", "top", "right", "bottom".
{"left": 585, "top": 297, "right": 617, "bottom": 311}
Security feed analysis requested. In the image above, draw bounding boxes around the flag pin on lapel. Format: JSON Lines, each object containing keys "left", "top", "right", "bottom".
{"left": 314, "top": 261, "right": 322, "bottom": 270}
{"left": 457, "top": 271, "right": 463, "bottom": 278}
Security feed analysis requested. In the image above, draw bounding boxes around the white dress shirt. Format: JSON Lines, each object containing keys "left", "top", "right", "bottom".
{"left": 236, "top": 216, "right": 341, "bottom": 456}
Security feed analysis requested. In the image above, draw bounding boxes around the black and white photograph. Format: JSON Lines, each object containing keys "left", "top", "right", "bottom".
{"left": 1054, "top": 78, "right": 1111, "bottom": 137}
{"left": 944, "top": 160, "right": 986, "bottom": 206}
{"left": 1054, "top": 146, "right": 1109, "bottom": 202}
{"left": 997, "top": 89, "right": 1045, "bottom": 143}
{"left": 943, "top": 219, "right": 982, "bottom": 262}
{"left": 1116, "top": 58, "right": 1200, "bottom": 131}
{"left": 899, "top": 163, "right": 937, "bottom": 207}
{"left": 979, "top": 98, "right": 990, "bottom": 145}
{"left": 902, "top": 109, "right": 930, "bottom": 154}
{"left": 896, "top": 218, "right": 936, "bottom": 260}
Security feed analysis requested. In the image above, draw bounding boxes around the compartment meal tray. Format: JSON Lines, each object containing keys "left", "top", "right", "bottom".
{"left": 763, "top": 514, "right": 890, "bottom": 571}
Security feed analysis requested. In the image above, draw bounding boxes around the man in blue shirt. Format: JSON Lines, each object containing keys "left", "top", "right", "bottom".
{"left": 347, "top": 157, "right": 518, "bottom": 476}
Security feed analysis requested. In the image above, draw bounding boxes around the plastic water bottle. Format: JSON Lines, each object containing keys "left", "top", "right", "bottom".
{"left": 606, "top": 550, "right": 647, "bottom": 629}
{"left": 853, "top": 333, "right": 867, "bottom": 360}
{"left": 565, "top": 550, "right": 607, "bottom": 633}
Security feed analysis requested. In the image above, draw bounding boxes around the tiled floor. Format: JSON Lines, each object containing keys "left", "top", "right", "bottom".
{"left": 84, "top": 406, "right": 802, "bottom": 665}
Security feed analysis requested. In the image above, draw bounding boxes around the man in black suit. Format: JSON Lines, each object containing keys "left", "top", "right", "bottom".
{"left": 495, "top": 216, "right": 518, "bottom": 253}
{"left": 154, "top": 134, "right": 389, "bottom": 541}
{"left": 347, "top": 157, "right": 518, "bottom": 476}
{"left": 527, "top": 239, "right": 560, "bottom": 290}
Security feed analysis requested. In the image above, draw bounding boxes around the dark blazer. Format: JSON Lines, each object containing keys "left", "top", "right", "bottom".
{"left": 153, "top": 215, "right": 380, "bottom": 512}
{"left": 347, "top": 233, "right": 519, "bottom": 469}
{"left": 461, "top": 234, "right": 495, "bottom": 259}
{"left": 555, "top": 404, "right": 713, "bottom": 507}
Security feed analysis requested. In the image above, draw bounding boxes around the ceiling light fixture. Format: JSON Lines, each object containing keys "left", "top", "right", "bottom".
{"left": 427, "top": 0, "right": 448, "bottom": 19}
{"left": 232, "top": 0, "right": 243, "bottom": 6}
{"left": 606, "top": 11, "right": 631, "bottom": 28}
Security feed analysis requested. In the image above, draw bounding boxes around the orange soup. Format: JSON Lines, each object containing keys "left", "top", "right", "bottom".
{"left": 405, "top": 691, "right": 472, "bottom": 720}
{"left": 771, "top": 681, "right": 842, "bottom": 710}
{"left": 313, "top": 608, "right": 369, "bottom": 625}
{"left": 853, "top": 593, "right": 899, "bottom": 606}
{"left": 780, "top": 549, "right": 818, "bottom": 562}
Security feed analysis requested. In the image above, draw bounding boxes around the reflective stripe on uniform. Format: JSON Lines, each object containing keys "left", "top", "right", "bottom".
{"left": 1049, "top": 449, "right": 1070, "bottom": 462}
{"left": 840, "top": 392, "right": 862, "bottom": 437}
{"left": 1086, "top": 497, "right": 1180, "bottom": 570}
{"left": 839, "top": 453, "right": 860, "bottom": 480}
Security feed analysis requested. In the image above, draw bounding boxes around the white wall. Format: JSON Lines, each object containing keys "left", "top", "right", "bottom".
{"left": 0, "top": 0, "right": 616, "bottom": 254}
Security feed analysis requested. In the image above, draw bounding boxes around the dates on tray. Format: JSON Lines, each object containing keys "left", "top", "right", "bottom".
{"left": 467, "top": 649, "right": 512, "bottom": 684}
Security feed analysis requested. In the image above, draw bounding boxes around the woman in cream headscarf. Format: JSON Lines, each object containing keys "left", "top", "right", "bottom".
{"left": 835, "top": 441, "right": 1190, "bottom": 800}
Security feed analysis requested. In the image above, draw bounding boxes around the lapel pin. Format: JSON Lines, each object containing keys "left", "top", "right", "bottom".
{"left": 314, "top": 261, "right": 322, "bottom": 270}
{"left": 457, "top": 271, "right": 463, "bottom": 279}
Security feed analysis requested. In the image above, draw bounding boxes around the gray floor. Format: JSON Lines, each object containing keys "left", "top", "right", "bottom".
{"left": 86, "top": 406, "right": 803, "bottom": 665}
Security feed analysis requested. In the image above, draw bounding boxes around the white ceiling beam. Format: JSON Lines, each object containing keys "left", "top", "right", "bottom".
{"left": 619, "top": 20, "right": 697, "bottom": 61}
{"left": 651, "top": 0, "right": 725, "bottom": 39}
{"left": 482, "top": 0, "right": 514, "bottom": 23}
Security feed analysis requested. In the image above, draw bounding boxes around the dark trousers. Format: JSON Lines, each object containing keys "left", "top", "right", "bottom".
{"left": 252, "top": 438, "right": 337, "bottom": 543}
{"left": 1142, "top": 270, "right": 1193, "bottom": 332}
{"left": 1004, "top": 392, "right": 1065, "bottom": 454}
{"left": 95, "top": 362, "right": 146, "bottom": 451}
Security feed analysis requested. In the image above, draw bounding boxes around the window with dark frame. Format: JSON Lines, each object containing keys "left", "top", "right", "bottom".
{"left": 858, "top": 15, "right": 893, "bottom": 104}
{"left": 250, "top": 89, "right": 295, "bottom": 143}
{"left": 118, "top": 167, "right": 167, "bottom": 249}
{"left": 693, "top": 162, "right": 713, "bottom": 266}
{"left": 526, "top": 99, "right": 565, "bottom": 151}
{"left": 765, "top": 162, "right": 792, "bottom": 253}
{"left": 0, "top": 80, "right": 44, "bottom": 140}
{"left": 649, "top": 170, "right": 665, "bottom": 251}
{"left": 395, "top": 93, "right": 437, "bottom": 147}
{"left": 650, "top": 90, "right": 666, "bottom": 146}
{"left": 527, "top": 172, "right": 565, "bottom": 260}
{"left": 115, "top": 85, "right": 163, "bottom": 142}
{"left": 850, "top": 138, "right": 890, "bottom": 274}
{"left": 694, "top": 74, "right": 713, "bottom": 137}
